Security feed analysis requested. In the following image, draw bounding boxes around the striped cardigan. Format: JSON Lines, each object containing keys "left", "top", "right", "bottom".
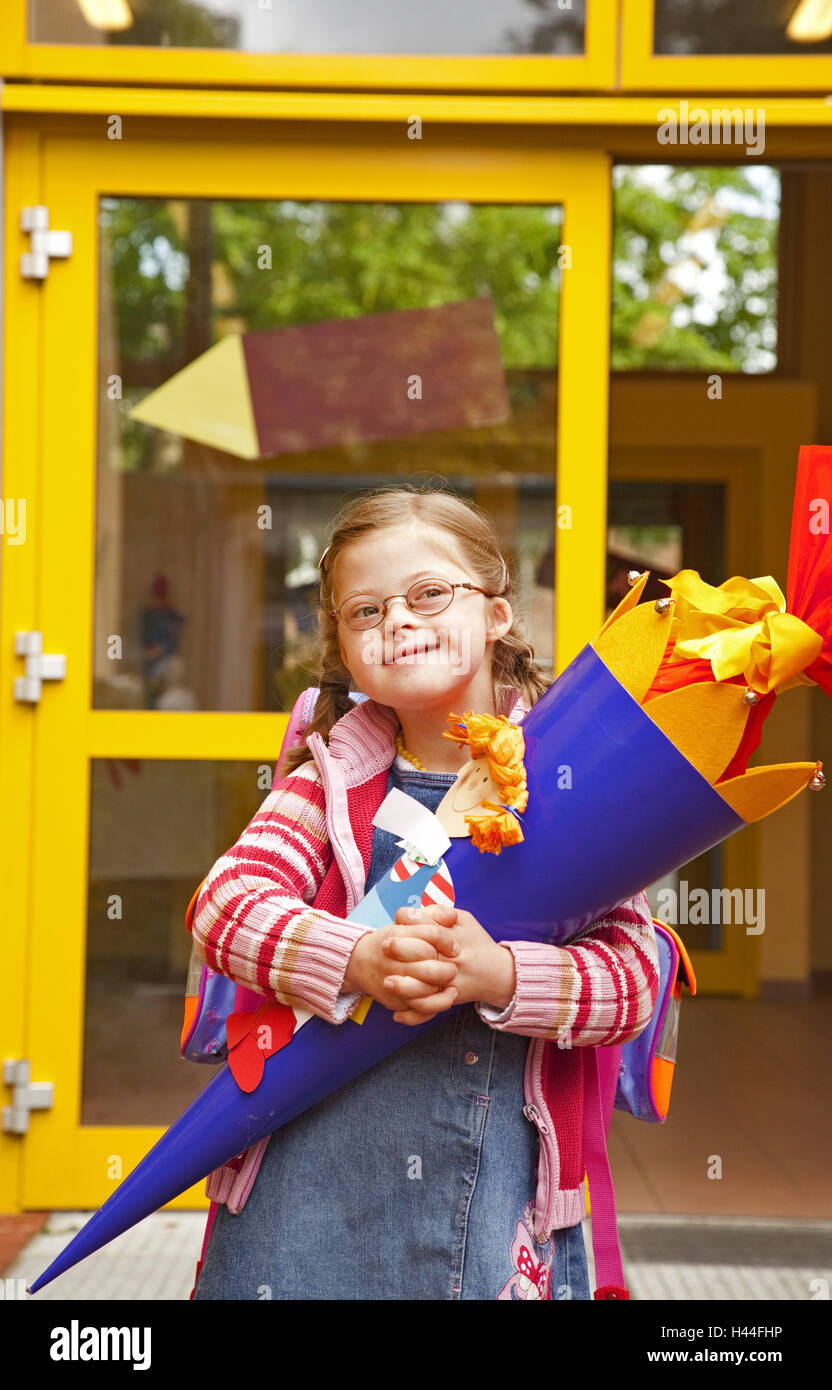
{"left": 190, "top": 686, "right": 660, "bottom": 1239}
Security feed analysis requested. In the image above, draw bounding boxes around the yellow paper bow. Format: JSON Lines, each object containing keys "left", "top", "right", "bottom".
{"left": 662, "top": 570, "right": 822, "bottom": 695}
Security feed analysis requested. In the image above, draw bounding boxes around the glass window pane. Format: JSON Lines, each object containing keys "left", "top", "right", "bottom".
{"left": 30, "top": 0, "right": 586, "bottom": 56}
{"left": 611, "top": 165, "right": 780, "bottom": 373}
{"left": 84, "top": 758, "right": 271, "bottom": 1125}
{"left": 655, "top": 0, "right": 832, "bottom": 56}
{"left": 606, "top": 479, "right": 727, "bottom": 952}
{"left": 96, "top": 197, "right": 564, "bottom": 711}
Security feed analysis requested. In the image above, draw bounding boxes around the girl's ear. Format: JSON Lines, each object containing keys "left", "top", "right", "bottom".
{"left": 486, "top": 598, "right": 513, "bottom": 643}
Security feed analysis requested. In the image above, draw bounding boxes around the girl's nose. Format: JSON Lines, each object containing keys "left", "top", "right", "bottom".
{"left": 380, "top": 597, "right": 420, "bottom": 660}
{"left": 383, "top": 595, "right": 416, "bottom": 627}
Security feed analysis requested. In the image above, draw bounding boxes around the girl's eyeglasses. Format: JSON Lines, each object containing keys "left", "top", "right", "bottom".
{"left": 330, "top": 577, "right": 501, "bottom": 632}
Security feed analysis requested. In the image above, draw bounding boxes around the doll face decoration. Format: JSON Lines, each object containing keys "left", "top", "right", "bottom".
{"left": 434, "top": 752, "right": 503, "bottom": 837}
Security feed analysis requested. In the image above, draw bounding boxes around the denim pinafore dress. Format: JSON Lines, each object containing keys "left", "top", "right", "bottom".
{"left": 193, "top": 759, "right": 590, "bottom": 1301}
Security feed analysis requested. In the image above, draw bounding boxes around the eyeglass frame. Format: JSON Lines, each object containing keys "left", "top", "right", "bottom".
{"left": 328, "top": 576, "right": 506, "bottom": 630}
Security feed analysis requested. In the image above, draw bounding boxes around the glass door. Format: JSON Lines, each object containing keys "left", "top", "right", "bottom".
{"left": 11, "top": 121, "right": 612, "bottom": 1208}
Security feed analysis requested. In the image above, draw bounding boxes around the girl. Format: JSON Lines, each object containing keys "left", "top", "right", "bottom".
{"left": 190, "top": 483, "right": 659, "bottom": 1301}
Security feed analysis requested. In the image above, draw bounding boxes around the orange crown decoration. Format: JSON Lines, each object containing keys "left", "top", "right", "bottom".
{"left": 442, "top": 711, "right": 528, "bottom": 854}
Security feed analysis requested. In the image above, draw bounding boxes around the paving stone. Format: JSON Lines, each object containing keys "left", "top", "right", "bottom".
{"left": 10, "top": 1210, "right": 831, "bottom": 1301}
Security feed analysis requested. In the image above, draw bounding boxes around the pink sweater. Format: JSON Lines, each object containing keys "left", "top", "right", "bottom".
{"left": 190, "top": 686, "right": 660, "bottom": 1239}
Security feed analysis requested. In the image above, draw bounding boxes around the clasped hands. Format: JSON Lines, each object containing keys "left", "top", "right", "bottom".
{"left": 343, "top": 904, "right": 516, "bottom": 1026}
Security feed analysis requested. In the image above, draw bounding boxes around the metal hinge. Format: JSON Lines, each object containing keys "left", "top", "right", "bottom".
{"left": 20, "top": 206, "right": 72, "bottom": 280}
{"left": 14, "top": 630, "right": 67, "bottom": 703}
{"left": 3, "top": 1059, "right": 54, "bottom": 1135}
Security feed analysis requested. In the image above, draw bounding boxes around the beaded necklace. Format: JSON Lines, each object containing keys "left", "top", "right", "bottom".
{"left": 394, "top": 729, "right": 427, "bottom": 771}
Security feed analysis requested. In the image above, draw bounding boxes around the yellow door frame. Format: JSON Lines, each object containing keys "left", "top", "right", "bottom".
{"left": 0, "top": 124, "right": 45, "bottom": 1217}
{"left": 1, "top": 116, "right": 612, "bottom": 1210}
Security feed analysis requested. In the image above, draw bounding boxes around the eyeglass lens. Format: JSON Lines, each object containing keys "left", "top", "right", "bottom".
{"left": 341, "top": 578, "right": 454, "bottom": 629}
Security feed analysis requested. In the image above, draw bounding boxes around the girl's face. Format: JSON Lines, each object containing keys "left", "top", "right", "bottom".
{"left": 330, "top": 522, "right": 513, "bottom": 712}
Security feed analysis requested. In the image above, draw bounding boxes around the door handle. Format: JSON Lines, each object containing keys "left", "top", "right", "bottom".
{"left": 2, "top": 1058, "right": 55, "bottom": 1135}
{"left": 14, "top": 630, "right": 67, "bottom": 703}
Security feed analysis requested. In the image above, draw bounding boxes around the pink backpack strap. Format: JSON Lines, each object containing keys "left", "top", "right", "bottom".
{"left": 582, "top": 1045, "right": 630, "bottom": 1299}
{"left": 277, "top": 686, "right": 320, "bottom": 775}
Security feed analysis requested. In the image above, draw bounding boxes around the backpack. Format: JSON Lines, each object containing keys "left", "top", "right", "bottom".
{"left": 583, "top": 922, "right": 695, "bottom": 1297}
{"left": 182, "top": 686, "right": 696, "bottom": 1299}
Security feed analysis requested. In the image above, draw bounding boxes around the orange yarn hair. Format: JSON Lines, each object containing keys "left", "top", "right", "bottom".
{"left": 442, "top": 711, "right": 528, "bottom": 855}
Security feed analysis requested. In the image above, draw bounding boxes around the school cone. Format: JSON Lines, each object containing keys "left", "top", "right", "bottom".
{"left": 27, "top": 445, "right": 832, "bottom": 1295}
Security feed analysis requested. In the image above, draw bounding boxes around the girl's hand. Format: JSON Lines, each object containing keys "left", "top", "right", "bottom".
{"left": 344, "top": 916, "right": 460, "bottom": 1023}
{"left": 388, "top": 904, "right": 516, "bottom": 1025}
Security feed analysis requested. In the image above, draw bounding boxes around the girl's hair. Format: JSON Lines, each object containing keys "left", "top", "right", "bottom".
{"left": 278, "top": 482, "right": 554, "bottom": 776}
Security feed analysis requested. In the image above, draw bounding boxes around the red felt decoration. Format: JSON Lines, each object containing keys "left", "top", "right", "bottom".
{"left": 227, "top": 1002, "right": 298, "bottom": 1093}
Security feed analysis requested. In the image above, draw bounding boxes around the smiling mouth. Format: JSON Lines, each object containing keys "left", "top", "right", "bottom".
{"left": 384, "top": 642, "right": 437, "bottom": 665}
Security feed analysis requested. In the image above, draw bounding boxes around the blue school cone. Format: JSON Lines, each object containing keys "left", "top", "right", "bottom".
{"left": 27, "top": 580, "right": 826, "bottom": 1293}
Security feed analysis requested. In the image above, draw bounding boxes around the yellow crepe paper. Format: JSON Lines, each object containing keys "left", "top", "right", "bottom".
{"left": 442, "top": 711, "right": 528, "bottom": 854}
{"left": 461, "top": 802, "right": 526, "bottom": 856}
{"left": 661, "top": 571, "right": 822, "bottom": 696}
{"left": 443, "top": 712, "right": 528, "bottom": 811}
